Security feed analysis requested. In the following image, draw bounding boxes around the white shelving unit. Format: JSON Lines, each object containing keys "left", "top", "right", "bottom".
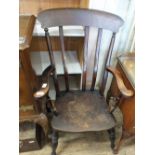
{"left": 31, "top": 51, "right": 82, "bottom": 100}
{"left": 33, "top": 20, "right": 84, "bottom": 37}
{"left": 30, "top": 51, "right": 82, "bottom": 75}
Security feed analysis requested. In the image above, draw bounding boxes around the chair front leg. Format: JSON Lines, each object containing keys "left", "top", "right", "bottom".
{"left": 108, "top": 127, "right": 115, "bottom": 152}
{"left": 51, "top": 129, "right": 59, "bottom": 155}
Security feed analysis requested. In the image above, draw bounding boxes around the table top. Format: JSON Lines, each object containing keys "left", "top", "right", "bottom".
{"left": 19, "top": 15, "right": 36, "bottom": 51}
{"left": 117, "top": 53, "right": 135, "bottom": 88}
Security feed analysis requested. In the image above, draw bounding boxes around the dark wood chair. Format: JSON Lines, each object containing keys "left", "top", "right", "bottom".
{"left": 34, "top": 8, "right": 134, "bottom": 155}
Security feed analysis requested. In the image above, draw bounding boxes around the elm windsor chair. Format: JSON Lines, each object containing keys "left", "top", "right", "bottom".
{"left": 34, "top": 8, "right": 133, "bottom": 155}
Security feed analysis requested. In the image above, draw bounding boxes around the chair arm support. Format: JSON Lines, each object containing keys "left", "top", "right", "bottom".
{"left": 106, "top": 67, "right": 134, "bottom": 97}
{"left": 33, "top": 65, "right": 55, "bottom": 99}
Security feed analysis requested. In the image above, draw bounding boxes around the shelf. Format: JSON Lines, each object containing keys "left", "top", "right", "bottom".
{"left": 33, "top": 20, "right": 84, "bottom": 37}
{"left": 30, "top": 51, "right": 82, "bottom": 75}
{"left": 48, "top": 75, "right": 81, "bottom": 100}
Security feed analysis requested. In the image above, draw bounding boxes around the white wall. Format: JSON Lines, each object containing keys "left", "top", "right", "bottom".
{"left": 88, "top": 0, "right": 135, "bottom": 94}
{"left": 89, "top": 0, "right": 135, "bottom": 54}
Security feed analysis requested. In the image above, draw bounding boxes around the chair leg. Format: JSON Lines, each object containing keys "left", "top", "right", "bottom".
{"left": 108, "top": 127, "right": 115, "bottom": 151}
{"left": 113, "top": 131, "right": 124, "bottom": 154}
{"left": 51, "top": 130, "right": 59, "bottom": 155}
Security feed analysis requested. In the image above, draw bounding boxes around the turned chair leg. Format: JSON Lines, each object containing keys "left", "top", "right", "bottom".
{"left": 108, "top": 128, "right": 115, "bottom": 152}
{"left": 51, "top": 130, "right": 59, "bottom": 155}
{"left": 113, "top": 131, "right": 124, "bottom": 154}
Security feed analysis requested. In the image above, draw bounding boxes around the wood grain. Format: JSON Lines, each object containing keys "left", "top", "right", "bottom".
{"left": 20, "top": 0, "right": 89, "bottom": 15}
{"left": 59, "top": 26, "right": 69, "bottom": 91}
{"left": 33, "top": 65, "right": 54, "bottom": 99}
{"left": 108, "top": 61, "right": 135, "bottom": 153}
{"left": 99, "top": 33, "right": 116, "bottom": 95}
{"left": 35, "top": 9, "right": 124, "bottom": 154}
{"left": 107, "top": 67, "right": 134, "bottom": 97}
{"left": 82, "top": 26, "right": 89, "bottom": 91}
{"left": 90, "top": 28, "right": 102, "bottom": 91}
{"left": 19, "top": 15, "right": 35, "bottom": 50}
{"left": 44, "top": 28, "right": 60, "bottom": 95}
{"left": 19, "top": 16, "right": 40, "bottom": 112}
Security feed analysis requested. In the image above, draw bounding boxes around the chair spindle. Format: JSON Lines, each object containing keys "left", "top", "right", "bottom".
{"left": 44, "top": 28, "right": 60, "bottom": 95}
{"left": 90, "top": 28, "right": 103, "bottom": 91}
{"left": 99, "top": 33, "right": 116, "bottom": 95}
{"left": 44, "top": 28, "right": 55, "bottom": 66}
{"left": 82, "top": 26, "right": 89, "bottom": 91}
{"left": 59, "top": 26, "right": 69, "bottom": 91}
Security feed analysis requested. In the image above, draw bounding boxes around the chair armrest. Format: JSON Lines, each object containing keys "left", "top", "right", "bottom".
{"left": 33, "top": 83, "right": 49, "bottom": 98}
{"left": 106, "top": 67, "right": 134, "bottom": 97}
{"left": 33, "top": 65, "right": 55, "bottom": 99}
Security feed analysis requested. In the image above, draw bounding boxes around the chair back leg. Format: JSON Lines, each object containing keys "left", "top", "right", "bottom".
{"left": 108, "top": 127, "right": 116, "bottom": 153}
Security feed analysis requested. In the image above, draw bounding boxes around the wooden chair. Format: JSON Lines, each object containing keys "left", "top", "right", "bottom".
{"left": 35, "top": 8, "right": 133, "bottom": 155}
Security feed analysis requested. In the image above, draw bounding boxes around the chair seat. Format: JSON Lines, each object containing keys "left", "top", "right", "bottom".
{"left": 52, "top": 91, "right": 116, "bottom": 132}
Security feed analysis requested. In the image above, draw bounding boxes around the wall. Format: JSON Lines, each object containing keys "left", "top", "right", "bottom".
{"left": 89, "top": 0, "right": 135, "bottom": 53}
{"left": 88, "top": 0, "right": 135, "bottom": 94}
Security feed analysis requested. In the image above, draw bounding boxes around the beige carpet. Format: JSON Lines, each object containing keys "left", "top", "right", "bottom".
{"left": 20, "top": 108, "right": 135, "bottom": 155}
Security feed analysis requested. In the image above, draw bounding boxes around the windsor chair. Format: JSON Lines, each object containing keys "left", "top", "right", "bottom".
{"left": 34, "top": 8, "right": 133, "bottom": 155}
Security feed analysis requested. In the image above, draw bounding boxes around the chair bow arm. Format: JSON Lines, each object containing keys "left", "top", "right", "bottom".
{"left": 106, "top": 67, "right": 134, "bottom": 98}
{"left": 33, "top": 65, "right": 55, "bottom": 99}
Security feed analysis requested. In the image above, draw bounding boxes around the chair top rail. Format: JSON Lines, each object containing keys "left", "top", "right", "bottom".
{"left": 38, "top": 8, "right": 124, "bottom": 32}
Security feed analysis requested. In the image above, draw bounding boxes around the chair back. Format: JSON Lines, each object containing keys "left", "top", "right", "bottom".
{"left": 37, "top": 8, "right": 124, "bottom": 95}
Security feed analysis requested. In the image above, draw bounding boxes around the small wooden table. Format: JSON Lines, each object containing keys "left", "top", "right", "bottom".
{"left": 19, "top": 15, "right": 48, "bottom": 152}
{"left": 109, "top": 53, "right": 135, "bottom": 153}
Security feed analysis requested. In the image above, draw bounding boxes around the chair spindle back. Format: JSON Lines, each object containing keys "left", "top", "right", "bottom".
{"left": 38, "top": 8, "right": 124, "bottom": 95}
